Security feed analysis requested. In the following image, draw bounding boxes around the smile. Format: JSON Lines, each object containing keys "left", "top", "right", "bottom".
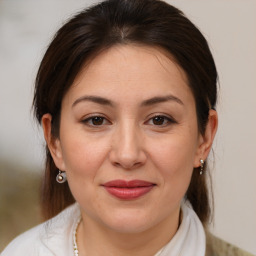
{"left": 102, "top": 180, "right": 156, "bottom": 200}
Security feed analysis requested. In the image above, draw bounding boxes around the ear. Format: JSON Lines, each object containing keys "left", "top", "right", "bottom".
{"left": 194, "top": 109, "right": 218, "bottom": 167}
{"left": 41, "top": 114, "right": 66, "bottom": 171}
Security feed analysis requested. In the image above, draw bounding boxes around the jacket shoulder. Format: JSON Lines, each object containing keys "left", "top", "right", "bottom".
{"left": 206, "top": 232, "right": 255, "bottom": 256}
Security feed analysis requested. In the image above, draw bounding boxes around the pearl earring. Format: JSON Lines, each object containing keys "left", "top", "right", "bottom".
{"left": 56, "top": 170, "right": 67, "bottom": 183}
{"left": 200, "top": 159, "right": 204, "bottom": 175}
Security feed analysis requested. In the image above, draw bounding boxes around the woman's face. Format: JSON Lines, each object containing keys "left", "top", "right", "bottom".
{"left": 47, "top": 45, "right": 209, "bottom": 233}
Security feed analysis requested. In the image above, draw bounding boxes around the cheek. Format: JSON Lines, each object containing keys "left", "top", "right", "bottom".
{"left": 60, "top": 134, "right": 111, "bottom": 206}
{"left": 148, "top": 133, "right": 198, "bottom": 194}
{"left": 60, "top": 133, "right": 110, "bottom": 179}
{"left": 151, "top": 135, "right": 197, "bottom": 171}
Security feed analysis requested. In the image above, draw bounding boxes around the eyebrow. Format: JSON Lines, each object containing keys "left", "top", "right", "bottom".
{"left": 72, "top": 95, "right": 114, "bottom": 108}
{"left": 141, "top": 95, "right": 184, "bottom": 106}
{"left": 72, "top": 94, "right": 184, "bottom": 108}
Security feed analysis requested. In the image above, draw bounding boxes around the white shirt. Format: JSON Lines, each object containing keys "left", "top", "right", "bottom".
{"left": 1, "top": 203, "right": 80, "bottom": 256}
{"left": 1, "top": 202, "right": 205, "bottom": 256}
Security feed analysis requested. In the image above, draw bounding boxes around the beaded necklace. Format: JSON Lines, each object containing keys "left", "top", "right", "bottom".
{"left": 73, "top": 217, "right": 81, "bottom": 256}
{"left": 71, "top": 215, "right": 174, "bottom": 256}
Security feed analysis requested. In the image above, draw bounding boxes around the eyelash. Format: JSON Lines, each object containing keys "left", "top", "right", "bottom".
{"left": 146, "top": 115, "right": 177, "bottom": 126}
{"left": 81, "top": 114, "right": 176, "bottom": 127}
{"left": 81, "top": 115, "right": 111, "bottom": 126}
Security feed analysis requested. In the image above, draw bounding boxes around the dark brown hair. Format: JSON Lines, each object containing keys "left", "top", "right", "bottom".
{"left": 33, "top": 0, "right": 218, "bottom": 224}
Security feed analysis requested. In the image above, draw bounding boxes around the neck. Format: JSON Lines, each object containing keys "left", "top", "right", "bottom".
{"left": 77, "top": 209, "right": 181, "bottom": 256}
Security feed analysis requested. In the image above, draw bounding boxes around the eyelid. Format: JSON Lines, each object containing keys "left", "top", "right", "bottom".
{"left": 81, "top": 114, "right": 112, "bottom": 126}
{"left": 145, "top": 114, "right": 177, "bottom": 126}
{"left": 80, "top": 113, "right": 176, "bottom": 127}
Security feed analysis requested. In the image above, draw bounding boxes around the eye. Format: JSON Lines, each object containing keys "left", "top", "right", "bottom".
{"left": 82, "top": 116, "right": 110, "bottom": 126}
{"left": 147, "top": 115, "right": 176, "bottom": 126}
{"left": 152, "top": 116, "right": 167, "bottom": 125}
{"left": 91, "top": 116, "right": 104, "bottom": 125}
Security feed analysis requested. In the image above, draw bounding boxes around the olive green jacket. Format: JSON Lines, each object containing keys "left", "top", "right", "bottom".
{"left": 206, "top": 232, "right": 255, "bottom": 256}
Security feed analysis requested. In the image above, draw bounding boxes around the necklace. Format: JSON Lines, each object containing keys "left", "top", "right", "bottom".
{"left": 72, "top": 217, "right": 165, "bottom": 256}
{"left": 72, "top": 211, "right": 182, "bottom": 256}
{"left": 73, "top": 216, "right": 81, "bottom": 256}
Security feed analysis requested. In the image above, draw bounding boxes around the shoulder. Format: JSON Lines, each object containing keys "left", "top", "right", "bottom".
{"left": 1, "top": 222, "right": 51, "bottom": 255}
{"left": 206, "top": 232, "right": 255, "bottom": 256}
{"left": 1, "top": 203, "right": 80, "bottom": 256}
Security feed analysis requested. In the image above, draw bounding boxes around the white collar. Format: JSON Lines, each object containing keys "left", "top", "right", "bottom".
{"left": 155, "top": 202, "right": 206, "bottom": 256}
{"left": 41, "top": 202, "right": 205, "bottom": 256}
{"left": 40, "top": 203, "right": 81, "bottom": 256}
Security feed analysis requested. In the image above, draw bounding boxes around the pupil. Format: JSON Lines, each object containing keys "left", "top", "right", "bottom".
{"left": 92, "top": 117, "right": 103, "bottom": 125}
{"left": 153, "top": 116, "right": 164, "bottom": 125}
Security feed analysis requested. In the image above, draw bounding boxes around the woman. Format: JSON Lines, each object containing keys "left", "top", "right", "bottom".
{"left": 1, "top": 0, "right": 253, "bottom": 255}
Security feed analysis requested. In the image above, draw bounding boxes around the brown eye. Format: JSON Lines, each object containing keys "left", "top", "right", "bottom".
{"left": 152, "top": 116, "right": 166, "bottom": 125}
{"left": 82, "top": 116, "right": 109, "bottom": 126}
{"left": 146, "top": 115, "right": 176, "bottom": 127}
{"left": 91, "top": 116, "right": 104, "bottom": 125}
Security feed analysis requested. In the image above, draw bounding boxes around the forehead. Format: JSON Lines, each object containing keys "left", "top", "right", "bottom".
{"left": 64, "top": 44, "right": 194, "bottom": 106}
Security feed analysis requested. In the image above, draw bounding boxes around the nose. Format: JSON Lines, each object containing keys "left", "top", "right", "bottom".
{"left": 109, "top": 121, "right": 147, "bottom": 170}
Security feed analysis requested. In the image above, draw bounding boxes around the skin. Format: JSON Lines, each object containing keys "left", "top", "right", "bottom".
{"left": 42, "top": 45, "right": 218, "bottom": 256}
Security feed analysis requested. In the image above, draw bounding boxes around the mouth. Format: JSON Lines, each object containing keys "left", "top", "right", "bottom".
{"left": 102, "top": 180, "right": 156, "bottom": 200}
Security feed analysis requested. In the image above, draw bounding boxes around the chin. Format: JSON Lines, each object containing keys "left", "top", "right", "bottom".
{"left": 100, "top": 209, "right": 157, "bottom": 234}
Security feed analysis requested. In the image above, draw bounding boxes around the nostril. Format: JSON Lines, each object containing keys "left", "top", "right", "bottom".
{"left": 108, "top": 141, "right": 147, "bottom": 170}
{"left": 113, "top": 162, "right": 121, "bottom": 168}
{"left": 112, "top": 160, "right": 143, "bottom": 170}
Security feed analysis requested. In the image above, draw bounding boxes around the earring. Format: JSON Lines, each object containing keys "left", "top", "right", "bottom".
{"left": 56, "top": 170, "right": 67, "bottom": 183}
{"left": 200, "top": 159, "right": 204, "bottom": 175}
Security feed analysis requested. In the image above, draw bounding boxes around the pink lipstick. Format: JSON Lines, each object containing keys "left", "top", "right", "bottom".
{"left": 102, "top": 180, "right": 155, "bottom": 200}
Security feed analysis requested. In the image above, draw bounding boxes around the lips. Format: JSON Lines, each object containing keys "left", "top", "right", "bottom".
{"left": 102, "top": 180, "right": 155, "bottom": 200}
